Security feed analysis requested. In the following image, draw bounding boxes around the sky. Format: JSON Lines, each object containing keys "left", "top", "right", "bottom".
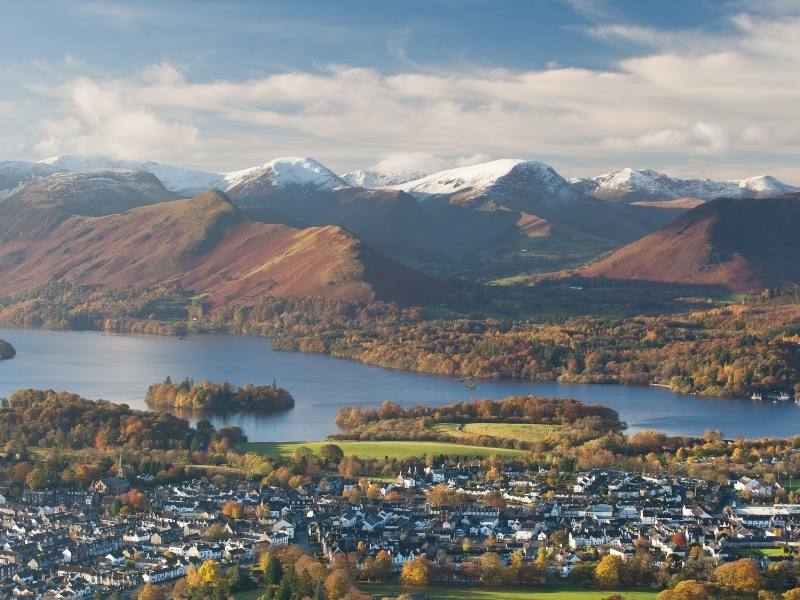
{"left": 0, "top": 0, "right": 798, "bottom": 181}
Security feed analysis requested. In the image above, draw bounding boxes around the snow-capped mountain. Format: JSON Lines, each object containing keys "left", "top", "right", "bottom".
{"left": 39, "top": 155, "right": 348, "bottom": 197}
{"left": 40, "top": 155, "right": 225, "bottom": 197}
{"left": 572, "top": 168, "right": 799, "bottom": 202}
{"left": 0, "top": 161, "right": 64, "bottom": 201}
{"left": 393, "top": 159, "right": 580, "bottom": 205}
{"left": 341, "top": 168, "right": 427, "bottom": 188}
{"left": 226, "top": 157, "right": 347, "bottom": 193}
{"left": 22, "top": 154, "right": 798, "bottom": 207}
{"left": 15, "top": 170, "right": 177, "bottom": 206}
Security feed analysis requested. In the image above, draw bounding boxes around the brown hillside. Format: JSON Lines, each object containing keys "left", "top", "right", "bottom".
{"left": 583, "top": 196, "right": 800, "bottom": 292}
{"left": 0, "top": 191, "right": 446, "bottom": 306}
{"left": 0, "top": 170, "right": 177, "bottom": 243}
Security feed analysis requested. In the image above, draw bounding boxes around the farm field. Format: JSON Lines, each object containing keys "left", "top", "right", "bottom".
{"left": 433, "top": 422, "right": 560, "bottom": 443}
{"left": 239, "top": 440, "right": 527, "bottom": 460}
{"left": 359, "top": 584, "right": 660, "bottom": 599}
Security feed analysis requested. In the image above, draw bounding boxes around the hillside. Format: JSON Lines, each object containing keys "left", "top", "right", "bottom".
{"left": 583, "top": 196, "right": 800, "bottom": 291}
{"left": 0, "top": 161, "right": 63, "bottom": 201}
{"left": 0, "top": 170, "right": 178, "bottom": 243}
{"left": 0, "top": 191, "right": 446, "bottom": 306}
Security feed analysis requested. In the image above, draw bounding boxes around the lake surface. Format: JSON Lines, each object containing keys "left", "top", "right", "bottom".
{"left": 0, "top": 327, "right": 797, "bottom": 441}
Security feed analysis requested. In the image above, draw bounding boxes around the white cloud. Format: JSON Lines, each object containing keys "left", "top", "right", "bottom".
{"left": 34, "top": 76, "right": 198, "bottom": 161}
{"left": 603, "top": 122, "right": 729, "bottom": 155}
{"left": 26, "top": 12, "right": 800, "bottom": 181}
{"left": 370, "top": 152, "right": 490, "bottom": 174}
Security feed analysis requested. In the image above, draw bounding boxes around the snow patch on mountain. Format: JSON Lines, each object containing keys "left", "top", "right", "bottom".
{"left": 394, "top": 159, "right": 579, "bottom": 204}
{"left": 341, "top": 169, "right": 427, "bottom": 188}
{"left": 225, "top": 157, "right": 347, "bottom": 191}
{"left": 39, "top": 155, "right": 224, "bottom": 196}
{"left": 572, "top": 168, "right": 799, "bottom": 202}
{"left": 0, "top": 161, "right": 64, "bottom": 201}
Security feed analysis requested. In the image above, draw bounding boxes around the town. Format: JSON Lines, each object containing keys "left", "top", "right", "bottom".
{"left": 2, "top": 454, "right": 799, "bottom": 599}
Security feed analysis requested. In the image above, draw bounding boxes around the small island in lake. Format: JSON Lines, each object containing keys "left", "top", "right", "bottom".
{"left": 145, "top": 377, "right": 295, "bottom": 413}
{"left": 0, "top": 339, "right": 15, "bottom": 360}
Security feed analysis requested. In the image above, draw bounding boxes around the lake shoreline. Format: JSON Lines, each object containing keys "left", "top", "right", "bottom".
{"left": 0, "top": 321, "right": 746, "bottom": 402}
{"left": 2, "top": 326, "right": 797, "bottom": 441}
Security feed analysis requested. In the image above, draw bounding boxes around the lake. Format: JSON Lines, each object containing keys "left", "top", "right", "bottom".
{"left": 0, "top": 327, "right": 797, "bottom": 441}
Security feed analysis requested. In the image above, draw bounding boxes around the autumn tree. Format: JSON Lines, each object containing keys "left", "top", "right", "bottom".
{"left": 324, "top": 570, "right": 351, "bottom": 600}
{"left": 595, "top": 554, "right": 623, "bottom": 589}
{"left": 263, "top": 553, "right": 284, "bottom": 586}
{"left": 656, "top": 579, "right": 713, "bottom": 600}
{"left": 369, "top": 550, "right": 392, "bottom": 581}
{"left": 221, "top": 501, "right": 243, "bottom": 520}
{"left": 715, "top": 558, "right": 762, "bottom": 595}
{"left": 137, "top": 583, "right": 167, "bottom": 600}
{"left": 401, "top": 556, "right": 431, "bottom": 587}
{"left": 319, "top": 443, "right": 344, "bottom": 465}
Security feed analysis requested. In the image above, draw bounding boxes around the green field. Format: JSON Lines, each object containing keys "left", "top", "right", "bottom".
{"left": 359, "top": 584, "right": 659, "bottom": 599}
{"left": 735, "top": 547, "right": 789, "bottom": 558}
{"left": 239, "top": 440, "right": 527, "bottom": 460}
{"left": 434, "top": 422, "right": 559, "bottom": 443}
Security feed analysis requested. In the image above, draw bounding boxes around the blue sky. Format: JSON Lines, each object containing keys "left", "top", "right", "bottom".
{"left": 1, "top": 0, "right": 798, "bottom": 181}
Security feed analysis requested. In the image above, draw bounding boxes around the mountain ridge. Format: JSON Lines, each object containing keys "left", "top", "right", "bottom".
{"left": 0, "top": 190, "right": 446, "bottom": 306}
{"left": 572, "top": 167, "right": 798, "bottom": 203}
{"left": 583, "top": 194, "right": 800, "bottom": 291}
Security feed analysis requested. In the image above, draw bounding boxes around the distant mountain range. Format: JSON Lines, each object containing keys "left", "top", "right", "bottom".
{"left": 0, "top": 153, "right": 798, "bottom": 302}
{"left": 2, "top": 154, "right": 792, "bottom": 204}
{"left": 570, "top": 168, "right": 798, "bottom": 203}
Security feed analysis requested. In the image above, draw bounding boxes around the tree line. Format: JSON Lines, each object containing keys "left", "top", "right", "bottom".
{"left": 145, "top": 377, "right": 294, "bottom": 413}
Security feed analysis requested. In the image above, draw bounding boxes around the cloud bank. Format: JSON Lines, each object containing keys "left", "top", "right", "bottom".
{"left": 25, "top": 11, "right": 800, "bottom": 180}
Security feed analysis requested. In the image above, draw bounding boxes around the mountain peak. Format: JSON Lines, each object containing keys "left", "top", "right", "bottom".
{"left": 225, "top": 156, "right": 347, "bottom": 191}
{"left": 394, "top": 159, "right": 563, "bottom": 197}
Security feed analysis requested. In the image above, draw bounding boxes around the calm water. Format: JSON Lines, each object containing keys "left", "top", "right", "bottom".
{"left": 0, "top": 327, "right": 797, "bottom": 441}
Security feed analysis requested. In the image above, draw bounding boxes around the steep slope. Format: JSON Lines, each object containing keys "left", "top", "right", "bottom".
{"left": 395, "top": 159, "right": 647, "bottom": 243}
{"left": 573, "top": 168, "right": 799, "bottom": 203}
{"left": 0, "top": 170, "right": 178, "bottom": 243}
{"left": 0, "top": 191, "right": 445, "bottom": 306}
{"left": 583, "top": 195, "right": 800, "bottom": 291}
{"left": 0, "top": 161, "right": 64, "bottom": 201}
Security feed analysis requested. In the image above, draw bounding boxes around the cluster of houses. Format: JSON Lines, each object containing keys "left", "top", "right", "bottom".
{"left": 0, "top": 464, "right": 796, "bottom": 597}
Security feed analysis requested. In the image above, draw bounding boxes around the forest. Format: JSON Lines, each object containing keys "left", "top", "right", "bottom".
{"left": 1, "top": 281, "right": 800, "bottom": 399}
{"left": 145, "top": 377, "right": 295, "bottom": 412}
{"left": 0, "top": 388, "right": 246, "bottom": 451}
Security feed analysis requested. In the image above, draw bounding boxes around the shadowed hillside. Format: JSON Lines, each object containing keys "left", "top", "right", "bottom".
{"left": 0, "top": 170, "right": 178, "bottom": 243}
